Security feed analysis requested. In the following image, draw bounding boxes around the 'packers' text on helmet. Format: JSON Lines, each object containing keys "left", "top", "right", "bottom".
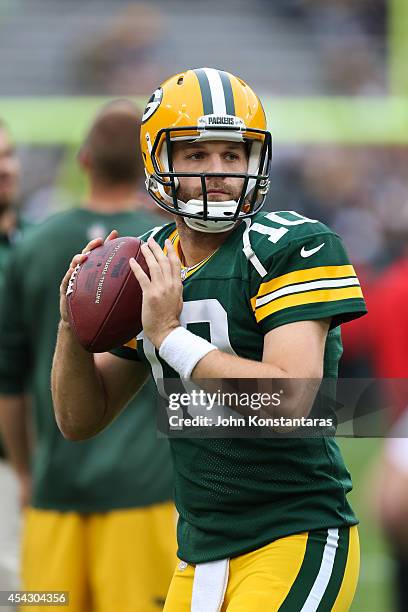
{"left": 140, "top": 67, "right": 272, "bottom": 233}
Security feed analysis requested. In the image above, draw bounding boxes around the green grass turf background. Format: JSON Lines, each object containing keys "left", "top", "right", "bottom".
{"left": 340, "top": 439, "right": 393, "bottom": 611}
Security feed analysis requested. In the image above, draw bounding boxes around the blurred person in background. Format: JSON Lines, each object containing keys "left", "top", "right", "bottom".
{"left": 0, "top": 101, "right": 175, "bottom": 612}
{"left": 0, "top": 119, "right": 31, "bottom": 291}
{"left": 341, "top": 187, "right": 408, "bottom": 612}
{"left": 0, "top": 119, "right": 31, "bottom": 607}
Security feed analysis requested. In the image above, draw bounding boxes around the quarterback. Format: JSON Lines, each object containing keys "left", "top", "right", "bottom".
{"left": 52, "top": 68, "right": 366, "bottom": 611}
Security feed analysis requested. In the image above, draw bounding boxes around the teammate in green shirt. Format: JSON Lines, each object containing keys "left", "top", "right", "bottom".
{"left": 0, "top": 102, "right": 175, "bottom": 612}
{"left": 52, "top": 69, "right": 367, "bottom": 611}
{"left": 0, "top": 119, "right": 31, "bottom": 604}
{"left": 0, "top": 118, "right": 30, "bottom": 454}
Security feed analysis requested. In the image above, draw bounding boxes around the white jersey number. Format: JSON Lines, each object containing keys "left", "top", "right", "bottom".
{"left": 249, "top": 210, "right": 317, "bottom": 244}
{"left": 141, "top": 299, "right": 234, "bottom": 396}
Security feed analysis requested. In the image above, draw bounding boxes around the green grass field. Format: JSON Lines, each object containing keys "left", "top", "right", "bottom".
{"left": 339, "top": 439, "right": 393, "bottom": 611}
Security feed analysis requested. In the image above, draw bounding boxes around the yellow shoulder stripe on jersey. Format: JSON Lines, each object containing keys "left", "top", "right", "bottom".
{"left": 124, "top": 338, "right": 137, "bottom": 349}
{"left": 163, "top": 229, "right": 216, "bottom": 280}
{"left": 251, "top": 265, "right": 357, "bottom": 311}
{"left": 181, "top": 252, "right": 216, "bottom": 279}
{"left": 162, "top": 229, "right": 178, "bottom": 255}
{"left": 256, "top": 265, "right": 356, "bottom": 299}
{"left": 254, "top": 286, "right": 364, "bottom": 322}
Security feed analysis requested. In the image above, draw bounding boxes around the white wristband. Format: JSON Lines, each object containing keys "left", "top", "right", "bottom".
{"left": 158, "top": 326, "right": 217, "bottom": 379}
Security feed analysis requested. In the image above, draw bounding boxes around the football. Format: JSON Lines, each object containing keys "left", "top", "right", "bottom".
{"left": 66, "top": 236, "right": 148, "bottom": 352}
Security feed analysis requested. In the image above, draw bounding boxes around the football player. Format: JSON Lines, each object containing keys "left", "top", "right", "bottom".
{"left": 53, "top": 68, "right": 367, "bottom": 611}
{"left": 0, "top": 103, "right": 175, "bottom": 612}
{"left": 0, "top": 120, "right": 29, "bottom": 607}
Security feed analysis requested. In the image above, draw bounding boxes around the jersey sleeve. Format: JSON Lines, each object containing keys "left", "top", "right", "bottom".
{"left": 250, "top": 231, "right": 367, "bottom": 334}
{"left": 137, "top": 225, "right": 165, "bottom": 242}
{"left": 0, "top": 251, "right": 30, "bottom": 394}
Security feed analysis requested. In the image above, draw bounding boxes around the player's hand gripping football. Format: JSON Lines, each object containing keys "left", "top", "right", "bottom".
{"left": 129, "top": 238, "right": 183, "bottom": 349}
{"left": 59, "top": 230, "right": 119, "bottom": 324}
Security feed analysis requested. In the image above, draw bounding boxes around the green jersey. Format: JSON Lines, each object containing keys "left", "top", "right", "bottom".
{"left": 0, "top": 216, "right": 31, "bottom": 459}
{"left": 114, "top": 210, "right": 367, "bottom": 563}
{"left": 0, "top": 208, "right": 173, "bottom": 511}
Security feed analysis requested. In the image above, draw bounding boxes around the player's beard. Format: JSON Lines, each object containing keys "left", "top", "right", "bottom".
{"left": 175, "top": 179, "right": 245, "bottom": 245}
{"left": 176, "top": 178, "right": 244, "bottom": 205}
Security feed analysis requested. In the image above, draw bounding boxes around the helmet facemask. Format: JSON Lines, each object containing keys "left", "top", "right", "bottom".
{"left": 145, "top": 122, "right": 272, "bottom": 233}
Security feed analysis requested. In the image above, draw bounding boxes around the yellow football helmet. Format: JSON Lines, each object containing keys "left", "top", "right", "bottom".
{"left": 140, "top": 67, "right": 272, "bottom": 233}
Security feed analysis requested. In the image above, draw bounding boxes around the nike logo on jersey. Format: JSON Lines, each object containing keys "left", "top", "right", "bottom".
{"left": 300, "top": 243, "right": 325, "bottom": 258}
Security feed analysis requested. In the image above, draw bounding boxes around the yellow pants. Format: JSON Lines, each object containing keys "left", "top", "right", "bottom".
{"left": 164, "top": 526, "right": 359, "bottom": 611}
{"left": 21, "top": 502, "right": 176, "bottom": 612}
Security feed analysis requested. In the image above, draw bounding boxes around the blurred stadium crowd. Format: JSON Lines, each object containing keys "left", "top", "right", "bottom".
{"left": 4, "top": 0, "right": 400, "bottom": 277}
{"left": 0, "top": 0, "right": 407, "bottom": 611}
{"left": 0, "top": 0, "right": 387, "bottom": 96}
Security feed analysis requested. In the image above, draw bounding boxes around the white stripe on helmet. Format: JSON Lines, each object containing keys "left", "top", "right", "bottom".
{"left": 202, "top": 68, "right": 227, "bottom": 115}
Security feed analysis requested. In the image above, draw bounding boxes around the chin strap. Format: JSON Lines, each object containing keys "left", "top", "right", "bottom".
{"left": 242, "top": 218, "right": 268, "bottom": 277}
{"left": 181, "top": 199, "right": 238, "bottom": 233}
{"left": 184, "top": 217, "right": 235, "bottom": 233}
